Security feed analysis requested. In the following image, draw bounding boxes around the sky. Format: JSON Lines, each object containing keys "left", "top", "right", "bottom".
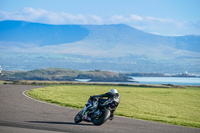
{"left": 0, "top": 0, "right": 200, "bottom": 36}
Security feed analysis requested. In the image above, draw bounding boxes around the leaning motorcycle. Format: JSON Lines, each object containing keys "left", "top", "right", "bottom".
{"left": 74, "top": 96, "right": 120, "bottom": 125}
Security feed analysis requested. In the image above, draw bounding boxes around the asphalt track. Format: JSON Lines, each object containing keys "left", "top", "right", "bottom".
{"left": 0, "top": 84, "right": 199, "bottom": 133}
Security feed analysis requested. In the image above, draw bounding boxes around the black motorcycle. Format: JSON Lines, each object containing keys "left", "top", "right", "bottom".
{"left": 74, "top": 96, "right": 120, "bottom": 125}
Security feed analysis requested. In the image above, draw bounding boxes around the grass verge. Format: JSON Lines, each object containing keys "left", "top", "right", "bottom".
{"left": 26, "top": 85, "right": 200, "bottom": 128}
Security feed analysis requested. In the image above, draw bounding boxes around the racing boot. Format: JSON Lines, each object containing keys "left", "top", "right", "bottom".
{"left": 109, "top": 113, "right": 114, "bottom": 120}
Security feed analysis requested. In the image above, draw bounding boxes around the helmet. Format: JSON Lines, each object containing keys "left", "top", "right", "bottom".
{"left": 110, "top": 89, "right": 118, "bottom": 94}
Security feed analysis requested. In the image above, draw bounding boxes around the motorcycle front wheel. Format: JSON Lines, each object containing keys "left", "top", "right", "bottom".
{"left": 74, "top": 110, "right": 83, "bottom": 123}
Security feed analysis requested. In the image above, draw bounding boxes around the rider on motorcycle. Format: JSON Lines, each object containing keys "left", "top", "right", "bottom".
{"left": 90, "top": 89, "right": 120, "bottom": 120}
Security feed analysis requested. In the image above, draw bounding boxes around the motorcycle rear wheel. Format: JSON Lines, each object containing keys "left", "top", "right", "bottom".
{"left": 92, "top": 108, "right": 110, "bottom": 126}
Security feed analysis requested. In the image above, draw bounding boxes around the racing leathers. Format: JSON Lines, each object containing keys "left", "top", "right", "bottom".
{"left": 91, "top": 92, "right": 120, "bottom": 120}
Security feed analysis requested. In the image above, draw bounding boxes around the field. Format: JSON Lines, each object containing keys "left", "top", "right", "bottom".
{"left": 26, "top": 85, "right": 200, "bottom": 128}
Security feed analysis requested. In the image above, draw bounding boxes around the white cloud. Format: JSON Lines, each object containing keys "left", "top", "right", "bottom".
{"left": 130, "top": 14, "right": 143, "bottom": 21}
{"left": 109, "top": 14, "right": 143, "bottom": 23}
{"left": 146, "top": 16, "right": 172, "bottom": 23}
{"left": 22, "top": 7, "right": 48, "bottom": 19}
{"left": 90, "top": 15, "right": 103, "bottom": 24}
{"left": 0, "top": 7, "right": 100, "bottom": 25}
{"left": 109, "top": 15, "right": 130, "bottom": 23}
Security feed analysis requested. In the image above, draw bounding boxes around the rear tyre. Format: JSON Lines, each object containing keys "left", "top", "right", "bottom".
{"left": 74, "top": 111, "right": 83, "bottom": 123}
{"left": 92, "top": 108, "right": 110, "bottom": 126}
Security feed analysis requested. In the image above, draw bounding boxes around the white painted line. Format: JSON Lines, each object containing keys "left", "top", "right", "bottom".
{"left": 22, "top": 90, "right": 75, "bottom": 110}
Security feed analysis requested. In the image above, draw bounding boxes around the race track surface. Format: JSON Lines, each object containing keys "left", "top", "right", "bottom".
{"left": 0, "top": 84, "right": 199, "bottom": 133}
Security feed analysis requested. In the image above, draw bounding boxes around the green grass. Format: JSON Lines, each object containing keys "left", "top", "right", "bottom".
{"left": 26, "top": 85, "right": 200, "bottom": 128}
{"left": 0, "top": 81, "right": 4, "bottom": 84}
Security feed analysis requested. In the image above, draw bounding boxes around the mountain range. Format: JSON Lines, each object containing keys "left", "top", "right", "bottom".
{"left": 0, "top": 20, "right": 200, "bottom": 74}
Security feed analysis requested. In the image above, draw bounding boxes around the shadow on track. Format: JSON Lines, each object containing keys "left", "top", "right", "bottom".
{"left": 27, "top": 121, "right": 93, "bottom": 126}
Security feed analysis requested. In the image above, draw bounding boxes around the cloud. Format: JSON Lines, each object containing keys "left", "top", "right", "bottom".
{"left": 109, "top": 15, "right": 130, "bottom": 23}
{"left": 0, "top": 7, "right": 199, "bottom": 36}
{"left": 130, "top": 15, "right": 143, "bottom": 21}
{"left": 22, "top": 7, "right": 48, "bottom": 19}
{"left": 0, "top": 7, "right": 102, "bottom": 25}
{"left": 90, "top": 15, "right": 103, "bottom": 24}
{"left": 146, "top": 16, "right": 172, "bottom": 23}
{"left": 109, "top": 14, "right": 144, "bottom": 24}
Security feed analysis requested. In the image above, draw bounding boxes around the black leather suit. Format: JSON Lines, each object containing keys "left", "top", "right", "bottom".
{"left": 92, "top": 92, "right": 120, "bottom": 118}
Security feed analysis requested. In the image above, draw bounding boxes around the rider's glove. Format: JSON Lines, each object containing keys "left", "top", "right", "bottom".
{"left": 90, "top": 96, "right": 95, "bottom": 99}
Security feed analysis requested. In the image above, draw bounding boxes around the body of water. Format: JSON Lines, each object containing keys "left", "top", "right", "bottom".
{"left": 129, "top": 77, "right": 200, "bottom": 86}
{"left": 75, "top": 79, "right": 91, "bottom": 82}
{"left": 75, "top": 77, "right": 200, "bottom": 86}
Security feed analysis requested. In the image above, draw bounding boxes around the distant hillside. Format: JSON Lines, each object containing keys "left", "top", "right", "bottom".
{"left": 0, "top": 20, "right": 89, "bottom": 46}
{"left": 1, "top": 20, "right": 199, "bottom": 53}
{"left": 0, "top": 68, "right": 132, "bottom": 82}
{"left": 0, "top": 20, "right": 200, "bottom": 73}
{"left": 82, "top": 24, "right": 200, "bottom": 52}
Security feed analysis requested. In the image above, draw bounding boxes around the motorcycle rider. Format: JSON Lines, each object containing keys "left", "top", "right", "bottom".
{"left": 0, "top": 65, "right": 2, "bottom": 75}
{"left": 90, "top": 89, "right": 120, "bottom": 120}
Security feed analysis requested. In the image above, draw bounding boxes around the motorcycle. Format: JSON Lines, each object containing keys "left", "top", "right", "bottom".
{"left": 74, "top": 96, "right": 120, "bottom": 125}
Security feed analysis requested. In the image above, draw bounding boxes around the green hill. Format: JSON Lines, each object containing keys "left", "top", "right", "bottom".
{"left": 0, "top": 68, "right": 132, "bottom": 82}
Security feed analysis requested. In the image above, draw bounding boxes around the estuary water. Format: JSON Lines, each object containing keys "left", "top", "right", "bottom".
{"left": 129, "top": 77, "right": 200, "bottom": 86}
{"left": 75, "top": 77, "right": 200, "bottom": 86}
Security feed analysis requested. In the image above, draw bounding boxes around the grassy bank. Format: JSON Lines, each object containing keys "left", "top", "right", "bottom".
{"left": 1, "top": 80, "right": 186, "bottom": 88}
{"left": 26, "top": 85, "right": 200, "bottom": 128}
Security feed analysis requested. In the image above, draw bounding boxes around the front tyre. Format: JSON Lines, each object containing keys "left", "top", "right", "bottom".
{"left": 92, "top": 108, "right": 110, "bottom": 126}
{"left": 74, "top": 110, "right": 83, "bottom": 123}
